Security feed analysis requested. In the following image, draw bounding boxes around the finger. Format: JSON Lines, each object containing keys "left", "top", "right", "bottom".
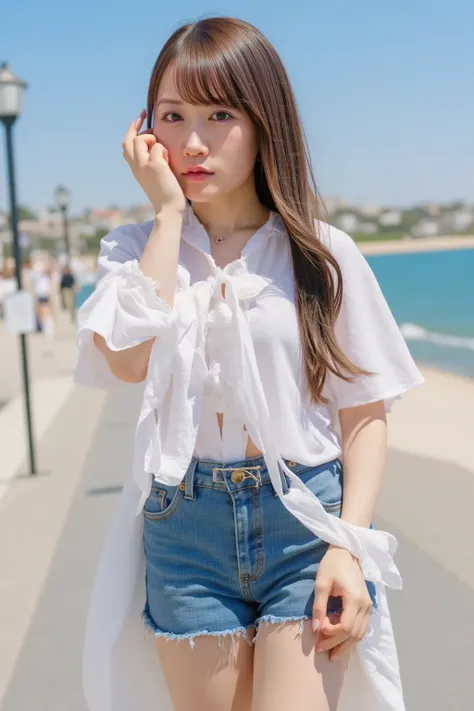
{"left": 320, "top": 612, "right": 343, "bottom": 636}
{"left": 134, "top": 109, "right": 147, "bottom": 132}
{"left": 134, "top": 134, "right": 158, "bottom": 165}
{"left": 318, "top": 596, "right": 359, "bottom": 650}
{"left": 327, "top": 608, "right": 368, "bottom": 659}
{"left": 347, "top": 594, "right": 372, "bottom": 641}
{"left": 148, "top": 141, "right": 170, "bottom": 167}
{"left": 349, "top": 608, "right": 368, "bottom": 646}
{"left": 312, "top": 578, "right": 331, "bottom": 634}
{"left": 316, "top": 630, "right": 349, "bottom": 653}
{"left": 122, "top": 110, "right": 147, "bottom": 160}
{"left": 328, "top": 636, "right": 357, "bottom": 661}
{"left": 124, "top": 111, "right": 146, "bottom": 144}
{"left": 339, "top": 595, "right": 360, "bottom": 638}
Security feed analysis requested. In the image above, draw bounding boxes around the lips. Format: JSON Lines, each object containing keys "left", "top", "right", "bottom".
{"left": 183, "top": 167, "right": 213, "bottom": 175}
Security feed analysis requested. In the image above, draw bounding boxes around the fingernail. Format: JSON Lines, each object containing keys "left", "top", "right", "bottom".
{"left": 312, "top": 618, "right": 320, "bottom": 632}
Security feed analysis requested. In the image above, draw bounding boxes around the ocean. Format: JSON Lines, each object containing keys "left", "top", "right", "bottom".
{"left": 76, "top": 247, "right": 474, "bottom": 380}
{"left": 367, "top": 248, "right": 474, "bottom": 378}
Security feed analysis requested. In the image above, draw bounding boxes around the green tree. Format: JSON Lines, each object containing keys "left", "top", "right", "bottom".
{"left": 6, "top": 205, "right": 38, "bottom": 224}
{"left": 18, "top": 205, "right": 38, "bottom": 220}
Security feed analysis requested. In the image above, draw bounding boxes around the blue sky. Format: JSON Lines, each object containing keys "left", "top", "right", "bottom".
{"left": 0, "top": 0, "right": 473, "bottom": 215}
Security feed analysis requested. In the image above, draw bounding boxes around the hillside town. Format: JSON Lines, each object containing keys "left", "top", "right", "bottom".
{"left": 0, "top": 198, "right": 473, "bottom": 259}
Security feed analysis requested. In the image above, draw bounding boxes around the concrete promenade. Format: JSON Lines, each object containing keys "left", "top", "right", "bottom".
{"left": 0, "top": 316, "right": 472, "bottom": 710}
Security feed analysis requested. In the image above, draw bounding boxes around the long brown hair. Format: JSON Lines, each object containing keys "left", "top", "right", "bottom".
{"left": 146, "top": 16, "right": 370, "bottom": 404}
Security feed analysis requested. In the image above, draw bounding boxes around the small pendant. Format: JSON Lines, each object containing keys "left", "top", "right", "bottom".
{"left": 215, "top": 236, "right": 225, "bottom": 244}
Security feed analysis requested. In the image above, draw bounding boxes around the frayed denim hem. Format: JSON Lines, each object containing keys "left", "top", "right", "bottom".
{"left": 254, "top": 614, "right": 312, "bottom": 642}
{"left": 253, "top": 606, "right": 380, "bottom": 643}
{"left": 142, "top": 608, "right": 254, "bottom": 653}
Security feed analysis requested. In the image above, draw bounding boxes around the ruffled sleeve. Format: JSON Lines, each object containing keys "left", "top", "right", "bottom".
{"left": 320, "top": 224, "right": 424, "bottom": 411}
{"left": 74, "top": 224, "right": 177, "bottom": 390}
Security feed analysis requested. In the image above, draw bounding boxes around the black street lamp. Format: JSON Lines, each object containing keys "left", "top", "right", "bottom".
{"left": 54, "top": 184, "right": 76, "bottom": 321}
{"left": 54, "top": 184, "right": 71, "bottom": 261}
{"left": 0, "top": 61, "right": 36, "bottom": 475}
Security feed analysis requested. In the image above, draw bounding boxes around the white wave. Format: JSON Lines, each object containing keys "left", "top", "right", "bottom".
{"left": 400, "top": 323, "right": 474, "bottom": 351}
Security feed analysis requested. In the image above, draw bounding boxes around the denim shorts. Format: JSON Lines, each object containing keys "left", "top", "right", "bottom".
{"left": 142, "top": 454, "right": 377, "bottom": 645}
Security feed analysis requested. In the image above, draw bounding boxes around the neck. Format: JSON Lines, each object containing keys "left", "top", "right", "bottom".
{"left": 190, "top": 181, "right": 270, "bottom": 238}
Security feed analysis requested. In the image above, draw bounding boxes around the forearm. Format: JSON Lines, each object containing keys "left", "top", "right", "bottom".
{"left": 93, "top": 207, "right": 184, "bottom": 382}
{"left": 338, "top": 400, "right": 387, "bottom": 528}
{"left": 139, "top": 206, "right": 184, "bottom": 308}
{"left": 93, "top": 333, "right": 154, "bottom": 383}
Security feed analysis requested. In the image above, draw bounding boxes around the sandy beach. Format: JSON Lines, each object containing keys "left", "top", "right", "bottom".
{"left": 379, "top": 365, "right": 474, "bottom": 591}
{"left": 388, "top": 365, "right": 474, "bottom": 473}
{"left": 358, "top": 234, "right": 474, "bottom": 255}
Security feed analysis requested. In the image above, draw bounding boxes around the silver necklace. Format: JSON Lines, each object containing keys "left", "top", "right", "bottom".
{"left": 214, "top": 235, "right": 225, "bottom": 244}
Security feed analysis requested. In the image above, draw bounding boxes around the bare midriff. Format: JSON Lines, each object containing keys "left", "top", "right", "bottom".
{"left": 215, "top": 413, "right": 263, "bottom": 459}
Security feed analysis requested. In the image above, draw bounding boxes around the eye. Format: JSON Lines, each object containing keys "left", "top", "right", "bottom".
{"left": 162, "top": 112, "right": 182, "bottom": 122}
{"left": 210, "top": 110, "right": 233, "bottom": 121}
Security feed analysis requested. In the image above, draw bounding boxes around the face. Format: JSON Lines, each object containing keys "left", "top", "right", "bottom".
{"left": 153, "top": 66, "right": 259, "bottom": 203}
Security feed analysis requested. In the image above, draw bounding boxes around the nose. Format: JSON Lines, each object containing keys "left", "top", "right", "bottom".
{"left": 184, "top": 130, "right": 209, "bottom": 157}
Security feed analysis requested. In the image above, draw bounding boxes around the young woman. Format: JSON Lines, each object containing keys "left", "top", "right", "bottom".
{"left": 75, "top": 16, "right": 423, "bottom": 711}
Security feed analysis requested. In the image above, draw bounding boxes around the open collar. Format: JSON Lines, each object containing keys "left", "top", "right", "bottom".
{"left": 181, "top": 201, "right": 284, "bottom": 259}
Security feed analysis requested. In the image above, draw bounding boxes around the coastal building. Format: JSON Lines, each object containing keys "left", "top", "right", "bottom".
{"left": 356, "top": 222, "right": 378, "bottom": 234}
{"left": 333, "top": 212, "right": 359, "bottom": 233}
{"left": 412, "top": 220, "right": 439, "bottom": 238}
{"left": 322, "top": 196, "right": 347, "bottom": 214}
{"left": 358, "top": 203, "right": 381, "bottom": 217}
{"left": 86, "top": 209, "right": 125, "bottom": 231}
{"left": 379, "top": 210, "right": 402, "bottom": 227}
{"left": 438, "top": 209, "right": 473, "bottom": 234}
{"left": 123, "top": 205, "right": 157, "bottom": 224}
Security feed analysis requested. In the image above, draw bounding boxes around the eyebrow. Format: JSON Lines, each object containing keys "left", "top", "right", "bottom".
{"left": 156, "top": 98, "right": 184, "bottom": 107}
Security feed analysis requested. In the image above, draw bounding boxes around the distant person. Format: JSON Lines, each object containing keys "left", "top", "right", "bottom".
{"left": 73, "top": 17, "right": 424, "bottom": 711}
{"left": 31, "top": 263, "right": 55, "bottom": 346}
{"left": 59, "top": 264, "right": 77, "bottom": 319}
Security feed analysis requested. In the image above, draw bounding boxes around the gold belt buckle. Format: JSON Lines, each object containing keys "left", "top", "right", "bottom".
{"left": 232, "top": 466, "right": 262, "bottom": 485}
{"left": 213, "top": 465, "right": 262, "bottom": 485}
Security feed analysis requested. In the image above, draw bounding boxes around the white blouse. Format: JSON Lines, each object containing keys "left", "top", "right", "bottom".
{"left": 74, "top": 202, "right": 423, "bottom": 711}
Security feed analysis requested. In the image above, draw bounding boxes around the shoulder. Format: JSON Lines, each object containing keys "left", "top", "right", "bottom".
{"left": 99, "top": 221, "right": 153, "bottom": 261}
{"left": 314, "top": 220, "right": 361, "bottom": 264}
{"left": 314, "top": 219, "right": 374, "bottom": 291}
{"left": 96, "top": 222, "right": 155, "bottom": 281}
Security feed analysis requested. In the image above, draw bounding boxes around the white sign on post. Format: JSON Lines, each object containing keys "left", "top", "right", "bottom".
{"left": 4, "top": 290, "right": 36, "bottom": 334}
{"left": 19, "top": 232, "right": 31, "bottom": 249}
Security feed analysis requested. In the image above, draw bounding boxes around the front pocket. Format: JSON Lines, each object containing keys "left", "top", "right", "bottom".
{"left": 143, "top": 481, "right": 182, "bottom": 521}
{"left": 296, "top": 460, "right": 343, "bottom": 512}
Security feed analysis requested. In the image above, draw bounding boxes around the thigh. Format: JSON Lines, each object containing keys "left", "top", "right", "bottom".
{"left": 155, "top": 629, "right": 255, "bottom": 711}
{"left": 252, "top": 620, "right": 349, "bottom": 711}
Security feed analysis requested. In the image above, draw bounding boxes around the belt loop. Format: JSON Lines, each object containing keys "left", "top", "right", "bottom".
{"left": 184, "top": 459, "right": 198, "bottom": 501}
{"left": 278, "top": 461, "right": 290, "bottom": 495}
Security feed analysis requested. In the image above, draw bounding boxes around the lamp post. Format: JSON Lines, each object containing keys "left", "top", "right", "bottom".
{"left": 54, "top": 184, "right": 71, "bottom": 261}
{"left": 54, "top": 184, "right": 75, "bottom": 320}
{"left": 0, "top": 61, "right": 36, "bottom": 475}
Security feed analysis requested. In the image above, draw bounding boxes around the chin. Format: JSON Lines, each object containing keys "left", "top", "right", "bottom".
{"left": 183, "top": 184, "right": 222, "bottom": 203}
